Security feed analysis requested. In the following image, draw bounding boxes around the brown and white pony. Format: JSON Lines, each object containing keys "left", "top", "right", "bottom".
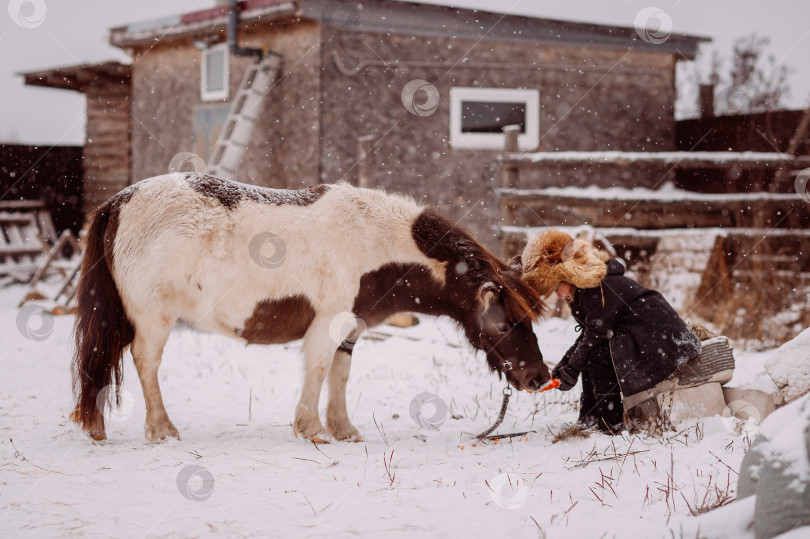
{"left": 71, "top": 173, "right": 548, "bottom": 442}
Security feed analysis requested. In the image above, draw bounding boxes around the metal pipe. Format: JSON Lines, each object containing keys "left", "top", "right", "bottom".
{"left": 228, "top": 0, "right": 262, "bottom": 58}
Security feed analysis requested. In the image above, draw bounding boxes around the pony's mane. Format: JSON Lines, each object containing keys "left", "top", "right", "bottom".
{"left": 484, "top": 255, "right": 546, "bottom": 323}
{"left": 413, "top": 208, "right": 546, "bottom": 322}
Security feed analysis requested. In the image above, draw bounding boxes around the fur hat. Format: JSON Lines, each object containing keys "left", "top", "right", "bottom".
{"left": 521, "top": 229, "right": 610, "bottom": 297}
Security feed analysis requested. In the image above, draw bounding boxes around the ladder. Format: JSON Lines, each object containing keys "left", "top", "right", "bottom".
{"left": 207, "top": 52, "right": 282, "bottom": 179}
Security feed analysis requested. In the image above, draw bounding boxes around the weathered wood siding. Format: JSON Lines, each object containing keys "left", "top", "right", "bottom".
{"left": 319, "top": 27, "right": 678, "bottom": 247}
{"left": 129, "top": 21, "right": 321, "bottom": 190}
{"left": 83, "top": 86, "right": 131, "bottom": 214}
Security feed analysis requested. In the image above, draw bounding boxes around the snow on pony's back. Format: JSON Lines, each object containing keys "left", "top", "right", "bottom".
{"left": 764, "top": 327, "right": 810, "bottom": 403}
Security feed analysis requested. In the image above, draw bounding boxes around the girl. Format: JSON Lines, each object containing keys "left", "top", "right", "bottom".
{"left": 521, "top": 229, "right": 702, "bottom": 434}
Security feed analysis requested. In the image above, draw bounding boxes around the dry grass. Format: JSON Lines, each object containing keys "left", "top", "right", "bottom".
{"left": 691, "top": 242, "right": 809, "bottom": 348}
{"left": 550, "top": 423, "right": 594, "bottom": 444}
{"left": 681, "top": 472, "right": 736, "bottom": 516}
{"left": 689, "top": 323, "right": 716, "bottom": 341}
{"left": 631, "top": 236, "right": 808, "bottom": 349}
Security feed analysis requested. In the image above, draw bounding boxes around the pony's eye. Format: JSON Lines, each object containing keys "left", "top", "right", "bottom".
{"left": 497, "top": 323, "right": 510, "bottom": 333}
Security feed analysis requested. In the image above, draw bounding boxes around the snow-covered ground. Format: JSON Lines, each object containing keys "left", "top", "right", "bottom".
{"left": 0, "top": 283, "right": 782, "bottom": 538}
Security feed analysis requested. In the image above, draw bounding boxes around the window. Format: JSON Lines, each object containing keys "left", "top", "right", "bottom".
{"left": 201, "top": 43, "right": 229, "bottom": 101}
{"left": 449, "top": 87, "right": 539, "bottom": 150}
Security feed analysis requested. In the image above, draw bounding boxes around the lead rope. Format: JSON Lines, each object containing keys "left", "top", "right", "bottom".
{"left": 475, "top": 379, "right": 559, "bottom": 440}
{"left": 475, "top": 386, "right": 513, "bottom": 440}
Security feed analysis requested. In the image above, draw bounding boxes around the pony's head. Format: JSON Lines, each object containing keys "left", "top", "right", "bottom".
{"left": 412, "top": 209, "right": 550, "bottom": 391}
{"left": 462, "top": 261, "right": 550, "bottom": 391}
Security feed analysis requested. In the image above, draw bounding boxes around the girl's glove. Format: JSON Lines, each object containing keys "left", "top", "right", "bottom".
{"left": 551, "top": 363, "right": 580, "bottom": 391}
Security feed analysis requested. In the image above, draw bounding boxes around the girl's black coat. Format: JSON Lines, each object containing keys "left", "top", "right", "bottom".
{"left": 562, "top": 259, "right": 701, "bottom": 396}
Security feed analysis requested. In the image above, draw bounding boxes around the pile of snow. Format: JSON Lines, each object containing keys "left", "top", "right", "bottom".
{"left": 763, "top": 328, "right": 810, "bottom": 402}
{"left": 690, "top": 393, "right": 810, "bottom": 538}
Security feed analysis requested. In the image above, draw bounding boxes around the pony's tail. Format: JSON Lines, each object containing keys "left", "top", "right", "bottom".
{"left": 70, "top": 194, "right": 135, "bottom": 439}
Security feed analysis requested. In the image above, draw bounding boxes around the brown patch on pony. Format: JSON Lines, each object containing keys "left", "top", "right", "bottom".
{"left": 411, "top": 209, "right": 545, "bottom": 323}
{"left": 240, "top": 295, "right": 316, "bottom": 344}
{"left": 184, "top": 173, "right": 329, "bottom": 211}
{"left": 71, "top": 185, "right": 138, "bottom": 438}
{"left": 351, "top": 262, "right": 447, "bottom": 327}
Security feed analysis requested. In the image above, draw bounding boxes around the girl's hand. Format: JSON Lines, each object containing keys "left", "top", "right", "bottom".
{"left": 551, "top": 363, "right": 579, "bottom": 391}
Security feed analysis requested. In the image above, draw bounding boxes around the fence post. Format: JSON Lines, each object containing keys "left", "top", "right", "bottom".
{"left": 500, "top": 125, "right": 521, "bottom": 259}
{"left": 501, "top": 125, "right": 520, "bottom": 189}
{"left": 357, "top": 134, "right": 376, "bottom": 188}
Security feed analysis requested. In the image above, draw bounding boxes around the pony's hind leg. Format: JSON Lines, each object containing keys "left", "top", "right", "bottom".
{"left": 326, "top": 347, "right": 361, "bottom": 442}
{"left": 294, "top": 316, "right": 340, "bottom": 442}
{"left": 131, "top": 320, "right": 179, "bottom": 442}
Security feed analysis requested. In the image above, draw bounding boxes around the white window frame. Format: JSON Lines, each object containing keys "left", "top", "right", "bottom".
{"left": 449, "top": 87, "right": 540, "bottom": 151}
{"left": 201, "top": 43, "right": 230, "bottom": 102}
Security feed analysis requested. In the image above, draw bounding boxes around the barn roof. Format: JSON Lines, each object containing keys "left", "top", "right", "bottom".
{"left": 108, "top": 0, "right": 708, "bottom": 59}
{"left": 20, "top": 61, "right": 130, "bottom": 93}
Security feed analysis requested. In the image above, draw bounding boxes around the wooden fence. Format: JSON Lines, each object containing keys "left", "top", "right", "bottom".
{"left": 492, "top": 127, "right": 810, "bottom": 326}
{"left": 495, "top": 127, "right": 810, "bottom": 257}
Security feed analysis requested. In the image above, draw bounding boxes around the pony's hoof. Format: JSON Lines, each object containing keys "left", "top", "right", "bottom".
{"left": 145, "top": 422, "right": 181, "bottom": 442}
{"left": 89, "top": 430, "right": 107, "bottom": 441}
{"left": 328, "top": 422, "right": 362, "bottom": 442}
{"left": 293, "top": 416, "right": 329, "bottom": 440}
{"left": 294, "top": 415, "right": 329, "bottom": 442}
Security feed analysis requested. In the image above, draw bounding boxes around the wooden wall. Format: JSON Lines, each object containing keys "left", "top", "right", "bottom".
{"left": 83, "top": 85, "right": 131, "bottom": 214}
{"left": 676, "top": 109, "right": 810, "bottom": 193}
{"left": 128, "top": 21, "right": 322, "bottom": 190}
{"left": 319, "top": 27, "right": 678, "bottom": 249}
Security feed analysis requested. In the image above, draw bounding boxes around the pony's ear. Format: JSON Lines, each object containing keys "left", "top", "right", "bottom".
{"left": 508, "top": 255, "right": 522, "bottom": 271}
{"left": 478, "top": 281, "right": 499, "bottom": 313}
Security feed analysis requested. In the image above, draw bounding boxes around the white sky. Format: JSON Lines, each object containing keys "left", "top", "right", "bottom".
{"left": 1, "top": 0, "right": 809, "bottom": 145}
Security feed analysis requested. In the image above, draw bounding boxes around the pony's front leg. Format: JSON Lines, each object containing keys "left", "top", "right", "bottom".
{"left": 131, "top": 322, "right": 179, "bottom": 442}
{"left": 326, "top": 346, "right": 361, "bottom": 442}
{"left": 294, "top": 316, "right": 339, "bottom": 442}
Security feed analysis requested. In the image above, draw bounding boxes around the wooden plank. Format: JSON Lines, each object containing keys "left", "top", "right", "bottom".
{"left": 499, "top": 192, "right": 808, "bottom": 229}
{"left": 54, "top": 255, "right": 84, "bottom": 305}
{"left": 0, "top": 203, "right": 62, "bottom": 276}
{"left": 20, "top": 219, "right": 42, "bottom": 262}
{"left": 499, "top": 189, "right": 801, "bottom": 203}
{"left": 500, "top": 151, "right": 810, "bottom": 170}
{"left": 0, "top": 245, "right": 42, "bottom": 256}
{"left": 0, "top": 262, "right": 42, "bottom": 276}
{"left": 36, "top": 210, "right": 58, "bottom": 244}
{"left": 0, "top": 200, "right": 46, "bottom": 210}
{"left": 4, "top": 221, "right": 27, "bottom": 248}
{"left": 501, "top": 126, "right": 520, "bottom": 189}
{"left": 500, "top": 225, "right": 810, "bottom": 263}
{"left": 19, "top": 231, "right": 71, "bottom": 306}
{"left": 0, "top": 214, "right": 35, "bottom": 225}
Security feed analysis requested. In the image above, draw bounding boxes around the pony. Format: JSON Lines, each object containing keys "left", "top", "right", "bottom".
{"left": 71, "top": 173, "right": 549, "bottom": 442}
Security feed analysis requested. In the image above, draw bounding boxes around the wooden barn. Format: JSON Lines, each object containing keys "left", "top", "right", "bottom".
{"left": 21, "top": 0, "right": 706, "bottom": 247}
